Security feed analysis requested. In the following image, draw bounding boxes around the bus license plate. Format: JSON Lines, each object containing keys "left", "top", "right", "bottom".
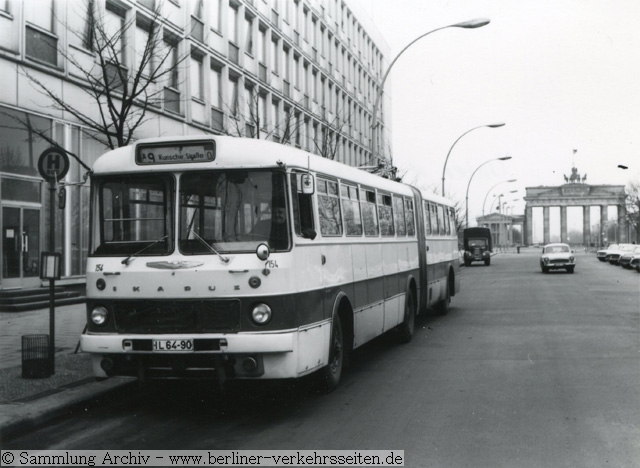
{"left": 152, "top": 339, "right": 194, "bottom": 352}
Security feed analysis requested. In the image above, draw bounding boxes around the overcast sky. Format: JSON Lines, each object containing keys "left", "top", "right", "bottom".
{"left": 355, "top": 0, "right": 640, "bottom": 224}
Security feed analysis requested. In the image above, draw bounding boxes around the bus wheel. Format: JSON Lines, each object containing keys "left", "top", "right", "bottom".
{"left": 436, "top": 278, "right": 451, "bottom": 316}
{"left": 396, "top": 289, "right": 415, "bottom": 343}
{"left": 318, "top": 317, "right": 344, "bottom": 393}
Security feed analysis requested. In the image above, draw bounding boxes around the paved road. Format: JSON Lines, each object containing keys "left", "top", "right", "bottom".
{"left": 5, "top": 251, "right": 639, "bottom": 467}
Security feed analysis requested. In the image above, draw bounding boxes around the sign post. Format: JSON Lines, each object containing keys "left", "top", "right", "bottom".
{"left": 37, "top": 148, "right": 70, "bottom": 374}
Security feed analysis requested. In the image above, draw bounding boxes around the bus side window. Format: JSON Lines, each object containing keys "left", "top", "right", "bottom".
{"left": 405, "top": 199, "right": 415, "bottom": 236}
{"left": 291, "top": 173, "right": 316, "bottom": 239}
{"left": 430, "top": 203, "right": 439, "bottom": 235}
{"left": 393, "top": 195, "right": 406, "bottom": 236}
{"left": 378, "top": 193, "right": 394, "bottom": 237}
{"left": 423, "top": 201, "right": 431, "bottom": 236}
{"left": 361, "top": 189, "right": 379, "bottom": 236}
{"left": 318, "top": 178, "right": 343, "bottom": 236}
{"left": 449, "top": 207, "right": 456, "bottom": 234}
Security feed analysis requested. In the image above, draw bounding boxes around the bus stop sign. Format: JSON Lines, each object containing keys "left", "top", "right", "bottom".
{"left": 38, "top": 147, "right": 70, "bottom": 182}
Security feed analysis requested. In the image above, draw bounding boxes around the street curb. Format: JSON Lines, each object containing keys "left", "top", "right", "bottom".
{"left": 0, "top": 376, "right": 136, "bottom": 440}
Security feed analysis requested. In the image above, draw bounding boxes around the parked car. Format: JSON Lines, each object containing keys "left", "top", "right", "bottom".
{"left": 605, "top": 243, "right": 635, "bottom": 265}
{"left": 620, "top": 245, "right": 640, "bottom": 269}
{"left": 540, "top": 243, "right": 576, "bottom": 273}
{"left": 596, "top": 243, "right": 618, "bottom": 261}
{"left": 631, "top": 256, "right": 640, "bottom": 272}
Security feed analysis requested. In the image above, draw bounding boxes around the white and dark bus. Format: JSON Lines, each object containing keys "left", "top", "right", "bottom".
{"left": 81, "top": 136, "right": 460, "bottom": 390}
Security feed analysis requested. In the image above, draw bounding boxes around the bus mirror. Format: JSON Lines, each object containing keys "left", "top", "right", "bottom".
{"left": 256, "top": 243, "right": 270, "bottom": 261}
{"left": 301, "top": 174, "right": 314, "bottom": 194}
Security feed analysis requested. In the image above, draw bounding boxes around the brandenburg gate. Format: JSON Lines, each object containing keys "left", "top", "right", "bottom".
{"left": 523, "top": 167, "right": 627, "bottom": 246}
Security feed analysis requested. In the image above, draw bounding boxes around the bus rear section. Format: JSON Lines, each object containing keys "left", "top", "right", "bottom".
{"left": 463, "top": 227, "right": 493, "bottom": 266}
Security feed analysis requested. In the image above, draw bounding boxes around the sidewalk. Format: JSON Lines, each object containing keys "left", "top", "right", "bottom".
{"left": 0, "top": 303, "right": 134, "bottom": 439}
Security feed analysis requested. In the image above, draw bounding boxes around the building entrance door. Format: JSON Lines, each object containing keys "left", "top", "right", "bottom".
{"left": 2, "top": 206, "right": 41, "bottom": 289}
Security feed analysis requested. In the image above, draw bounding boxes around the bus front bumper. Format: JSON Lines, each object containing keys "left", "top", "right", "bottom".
{"left": 81, "top": 325, "right": 328, "bottom": 380}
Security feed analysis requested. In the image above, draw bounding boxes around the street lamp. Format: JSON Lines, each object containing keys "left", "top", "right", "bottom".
{"left": 370, "top": 18, "right": 492, "bottom": 172}
{"left": 482, "top": 182, "right": 517, "bottom": 217}
{"left": 465, "top": 156, "right": 511, "bottom": 228}
{"left": 441, "top": 122, "right": 505, "bottom": 196}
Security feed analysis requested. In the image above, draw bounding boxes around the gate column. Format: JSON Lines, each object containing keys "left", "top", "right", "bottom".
{"left": 600, "top": 205, "right": 608, "bottom": 246}
{"left": 525, "top": 205, "right": 533, "bottom": 245}
{"left": 543, "top": 206, "right": 550, "bottom": 244}
{"left": 583, "top": 206, "right": 591, "bottom": 247}
{"left": 560, "top": 206, "right": 568, "bottom": 243}
{"left": 618, "top": 204, "right": 627, "bottom": 243}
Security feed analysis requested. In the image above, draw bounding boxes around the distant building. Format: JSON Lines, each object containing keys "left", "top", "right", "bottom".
{"left": 0, "top": 0, "right": 391, "bottom": 289}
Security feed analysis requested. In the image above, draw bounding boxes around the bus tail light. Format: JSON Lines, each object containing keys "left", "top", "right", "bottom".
{"left": 251, "top": 303, "right": 272, "bottom": 325}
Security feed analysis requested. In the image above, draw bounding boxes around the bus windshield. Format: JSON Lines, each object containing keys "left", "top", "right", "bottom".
{"left": 91, "top": 175, "right": 174, "bottom": 256}
{"left": 179, "top": 170, "right": 290, "bottom": 254}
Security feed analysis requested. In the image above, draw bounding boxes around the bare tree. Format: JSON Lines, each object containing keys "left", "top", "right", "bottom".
{"left": 625, "top": 180, "right": 640, "bottom": 243}
{"left": 7, "top": 0, "right": 190, "bottom": 154}
{"left": 220, "top": 89, "right": 359, "bottom": 162}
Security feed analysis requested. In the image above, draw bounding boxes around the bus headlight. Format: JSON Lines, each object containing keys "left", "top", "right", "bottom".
{"left": 251, "top": 303, "right": 272, "bottom": 325}
{"left": 91, "top": 306, "right": 109, "bottom": 326}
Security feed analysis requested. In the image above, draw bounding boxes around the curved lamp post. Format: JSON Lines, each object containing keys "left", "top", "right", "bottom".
{"left": 465, "top": 156, "right": 512, "bottom": 228}
{"left": 482, "top": 180, "right": 517, "bottom": 217}
{"left": 370, "top": 18, "right": 491, "bottom": 173}
{"left": 441, "top": 122, "right": 505, "bottom": 196}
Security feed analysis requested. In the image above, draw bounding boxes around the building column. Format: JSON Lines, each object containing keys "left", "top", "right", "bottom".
{"left": 618, "top": 204, "right": 627, "bottom": 243}
{"left": 560, "top": 206, "right": 568, "bottom": 243}
{"left": 525, "top": 205, "right": 533, "bottom": 246}
{"left": 543, "top": 206, "right": 550, "bottom": 244}
{"left": 583, "top": 206, "right": 591, "bottom": 247}
{"left": 600, "top": 205, "right": 608, "bottom": 246}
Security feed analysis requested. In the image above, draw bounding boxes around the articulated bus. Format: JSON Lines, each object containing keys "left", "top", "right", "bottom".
{"left": 81, "top": 136, "right": 460, "bottom": 391}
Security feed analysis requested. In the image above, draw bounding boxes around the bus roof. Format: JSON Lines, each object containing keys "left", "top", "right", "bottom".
{"left": 92, "top": 136, "right": 453, "bottom": 206}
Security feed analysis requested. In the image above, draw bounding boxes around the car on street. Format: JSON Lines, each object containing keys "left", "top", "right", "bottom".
{"left": 596, "top": 243, "right": 618, "bottom": 262}
{"left": 605, "top": 243, "right": 635, "bottom": 265}
{"left": 540, "top": 243, "right": 576, "bottom": 273}
{"left": 620, "top": 245, "right": 640, "bottom": 269}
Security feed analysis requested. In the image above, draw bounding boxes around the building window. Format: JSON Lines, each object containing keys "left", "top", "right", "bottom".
{"left": 163, "top": 34, "right": 180, "bottom": 114}
{"left": 283, "top": 46, "right": 290, "bottom": 82}
{"left": 104, "top": 3, "right": 126, "bottom": 64}
{"left": 190, "top": 54, "right": 203, "bottom": 100}
{"left": 293, "top": 54, "right": 300, "bottom": 89}
{"left": 209, "top": 0, "right": 220, "bottom": 31}
{"left": 229, "top": 76, "right": 239, "bottom": 116}
{"left": 190, "top": 0, "right": 204, "bottom": 42}
{"left": 257, "top": 25, "right": 267, "bottom": 64}
{"left": 82, "top": 0, "right": 96, "bottom": 50}
{"left": 244, "top": 14, "right": 253, "bottom": 55}
{"left": 210, "top": 63, "right": 222, "bottom": 108}
{"left": 270, "top": 36, "right": 279, "bottom": 74}
{"left": 259, "top": 93, "right": 267, "bottom": 130}
{"left": 25, "top": 0, "right": 57, "bottom": 66}
{"left": 228, "top": 4, "right": 238, "bottom": 44}
{"left": 136, "top": 17, "right": 154, "bottom": 78}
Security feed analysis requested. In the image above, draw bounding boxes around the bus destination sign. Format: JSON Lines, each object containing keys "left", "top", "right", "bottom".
{"left": 136, "top": 141, "right": 216, "bottom": 165}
